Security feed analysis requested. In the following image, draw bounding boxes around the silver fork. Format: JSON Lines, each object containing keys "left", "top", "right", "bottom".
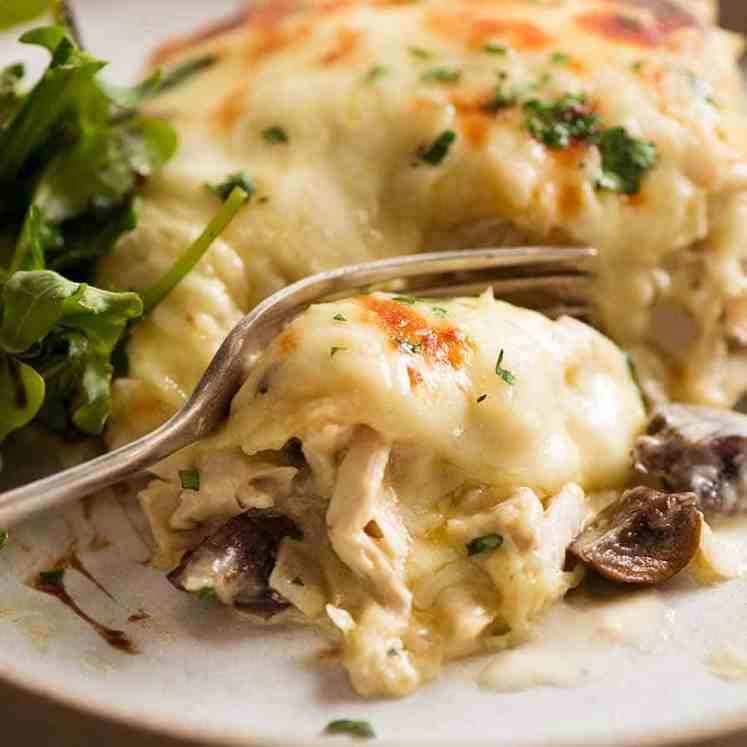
{"left": 0, "top": 246, "right": 595, "bottom": 528}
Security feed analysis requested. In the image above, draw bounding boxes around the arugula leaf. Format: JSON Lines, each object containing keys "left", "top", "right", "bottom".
{"left": 0, "top": 0, "right": 53, "bottom": 31}
{"left": 141, "top": 187, "right": 250, "bottom": 313}
{"left": 0, "top": 63, "right": 24, "bottom": 125}
{"left": 0, "top": 271, "right": 142, "bottom": 435}
{"left": 0, "top": 353, "right": 45, "bottom": 442}
{"left": 0, "top": 28, "right": 105, "bottom": 184}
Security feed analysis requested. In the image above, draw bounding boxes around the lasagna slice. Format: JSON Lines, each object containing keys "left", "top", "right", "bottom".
{"left": 96, "top": 0, "right": 747, "bottom": 448}
{"left": 140, "top": 292, "right": 647, "bottom": 696}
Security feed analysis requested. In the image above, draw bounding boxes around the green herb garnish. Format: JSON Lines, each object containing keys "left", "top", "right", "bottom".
{"left": 631, "top": 60, "right": 645, "bottom": 73}
{"left": 142, "top": 187, "right": 250, "bottom": 313}
{"left": 196, "top": 586, "right": 217, "bottom": 601}
{"left": 262, "top": 126, "right": 288, "bottom": 144}
{"left": 330, "top": 346, "right": 347, "bottom": 357}
{"left": 156, "top": 55, "right": 217, "bottom": 94}
{"left": 483, "top": 43, "right": 507, "bottom": 55}
{"left": 0, "top": 530, "right": 7, "bottom": 550}
{"left": 550, "top": 51, "right": 570, "bottom": 64}
{"left": 387, "top": 647, "right": 399, "bottom": 657}
{"left": 421, "top": 67, "right": 461, "bottom": 84}
{"left": 476, "top": 394, "right": 487, "bottom": 403}
{"left": 179, "top": 468, "right": 200, "bottom": 491}
{"left": 206, "top": 171, "right": 255, "bottom": 202}
{"left": 595, "top": 127, "right": 657, "bottom": 195}
{"left": 365, "top": 65, "right": 388, "bottom": 82}
{"left": 466, "top": 533, "right": 503, "bottom": 556}
{"left": 417, "top": 130, "right": 456, "bottom": 165}
{"left": 325, "top": 720, "right": 375, "bottom": 739}
{"left": 38, "top": 569, "right": 65, "bottom": 586}
{"left": 495, "top": 349, "right": 515, "bottom": 385}
{"left": 333, "top": 313, "right": 347, "bottom": 322}
{"left": 482, "top": 82, "right": 519, "bottom": 113}
{"left": 408, "top": 47, "right": 432, "bottom": 60}
{"left": 523, "top": 93, "right": 599, "bottom": 149}
{"left": 431, "top": 306, "right": 448, "bottom": 317}
{"left": 393, "top": 295, "right": 417, "bottom": 305}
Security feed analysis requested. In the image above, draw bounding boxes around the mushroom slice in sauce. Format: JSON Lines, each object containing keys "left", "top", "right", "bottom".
{"left": 634, "top": 404, "right": 747, "bottom": 516}
{"left": 569, "top": 487, "right": 703, "bottom": 585}
{"left": 168, "top": 511, "right": 302, "bottom": 618}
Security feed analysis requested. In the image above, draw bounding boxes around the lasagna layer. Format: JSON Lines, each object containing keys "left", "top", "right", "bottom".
{"left": 96, "top": 0, "right": 747, "bottom": 447}
{"left": 141, "top": 292, "right": 646, "bottom": 695}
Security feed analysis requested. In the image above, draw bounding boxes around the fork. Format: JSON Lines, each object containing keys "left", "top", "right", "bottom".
{"left": 0, "top": 246, "right": 595, "bottom": 528}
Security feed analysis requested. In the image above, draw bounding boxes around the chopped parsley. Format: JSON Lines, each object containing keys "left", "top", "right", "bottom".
{"left": 476, "top": 394, "right": 488, "bottom": 403}
{"left": 595, "top": 127, "right": 658, "bottom": 195}
{"left": 0, "top": 530, "right": 6, "bottom": 550}
{"left": 387, "top": 647, "right": 399, "bottom": 657}
{"left": 421, "top": 67, "right": 461, "bottom": 84}
{"left": 39, "top": 569, "right": 65, "bottom": 586}
{"left": 522, "top": 93, "right": 599, "bottom": 149}
{"left": 325, "top": 720, "right": 375, "bottom": 739}
{"left": 393, "top": 295, "right": 417, "bottom": 305}
{"left": 482, "top": 82, "right": 519, "bottom": 113}
{"left": 495, "top": 349, "right": 515, "bottom": 385}
{"left": 365, "top": 65, "right": 388, "bottom": 82}
{"left": 179, "top": 469, "right": 200, "bottom": 491}
{"left": 631, "top": 60, "right": 645, "bottom": 73}
{"left": 431, "top": 306, "right": 448, "bottom": 317}
{"left": 206, "top": 171, "right": 256, "bottom": 202}
{"left": 466, "top": 533, "right": 504, "bottom": 556}
{"left": 408, "top": 46, "right": 433, "bottom": 60}
{"left": 330, "top": 346, "right": 347, "bottom": 357}
{"left": 484, "top": 43, "right": 507, "bottom": 55}
{"left": 333, "top": 313, "right": 347, "bottom": 322}
{"left": 262, "top": 126, "right": 288, "bottom": 144}
{"left": 550, "top": 51, "right": 571, "bottom": 65}
{"left": 196, "top": 586, "right": 217, "bottom": 601}
{"left": 417, "top": 130, "right": 456, "bottom": 166}
{"left": 292, "top": 576, "right": 304, "bottom": 586}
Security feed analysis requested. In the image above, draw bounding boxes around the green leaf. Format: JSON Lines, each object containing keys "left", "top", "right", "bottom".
{"left": 495, "top": 349, "right": 515, "bottom": 385}
{"left": 154, "top": 55, "right": 218, "bottom": 95}
{"left": 141, "top": 187, "right": 250, "bottom": 313}
{"left": 420, "top": 67, "right": 461, "bottom": 84}
{"left": 179, "top": 469, "right": 200, "bottom": 491}
{"left": 206, "top": 171, "right": 255, "bottom": 202}
{"left": 596, "top": 127, "right": 658, "bottom": 195}
{"left": 0, "top": 0, "right": 53, "bottom": 31}
{"left": 0, "top": 353, "right": 45, "bottom": 442}
{"left": 466, "top": 533, "right": 503, "bottom": 556}
{"left": 0, "top": 27, "right": 106, "bottom": 184}
{"left": 38, "top": 568, "right": 65, "bottom": 586}
{"left": 417, "top": 130, "right": 456, "bottom": 166}
{"left": 196, "top": 586, "right": 217, "bottom": 601}
{"left": 0, "top": 530, "right": 7, "bottom": 550}
{"left": 0, "top": 271, "right": 143, "bottom": 435}
{"left": 325, "top": 720, "right": 375, "bottom": 739}
{"left": 0, "top": 62, "right": 25, "bottom": 125}
{"left": 522, "top": 93, "right": 599, "bottom": 149}
{"left": 262, "top": 126, "right": 288, "bottom": 144}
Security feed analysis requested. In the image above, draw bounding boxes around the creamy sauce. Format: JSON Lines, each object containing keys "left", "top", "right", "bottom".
{"left": 479, "top": 588, "right": 674, "bottom": 693}
{"left": 708, "top": 641, "right": 747, "bottom": 681}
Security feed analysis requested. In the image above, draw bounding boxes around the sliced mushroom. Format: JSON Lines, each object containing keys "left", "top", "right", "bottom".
{"left": 633, "top": 404, "right": 747, "bottom": 516}
{"left": 569, "top": 487, "right": 703, "bottom": 585}
{"left": 167, "top": 511, "right": 302, "bottom": 619}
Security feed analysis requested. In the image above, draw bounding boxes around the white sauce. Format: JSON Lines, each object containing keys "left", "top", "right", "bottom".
{"left": 479, "top": 590, "right": 674, "bottom": 693}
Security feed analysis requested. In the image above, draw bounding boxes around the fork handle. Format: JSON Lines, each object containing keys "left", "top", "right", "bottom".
{"left": 0, "top": 413, "right": 195, "bottom": 529}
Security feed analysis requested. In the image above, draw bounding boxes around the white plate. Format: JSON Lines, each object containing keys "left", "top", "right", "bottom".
{"left": 3, "top": 3, "right": 747, "bottom": 746}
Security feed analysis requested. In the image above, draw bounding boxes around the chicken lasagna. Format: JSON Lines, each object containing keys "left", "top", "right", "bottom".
{"left": 98, "top": 0, "right": 747, "bottom": 697}
{"left": 97, "top": 0, "right": 747, "bottom": 449}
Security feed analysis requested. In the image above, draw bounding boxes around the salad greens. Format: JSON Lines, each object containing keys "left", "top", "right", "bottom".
{"left": 0, "top": 23, "right": 247, "bottom": 452}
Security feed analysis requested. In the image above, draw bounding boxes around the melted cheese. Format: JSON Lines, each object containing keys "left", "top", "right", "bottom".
{"left": 142, "top": 292, "right": 646, "bottom": 695}
{"left": 96, "top": 0, "right": 747, "bottom": 447}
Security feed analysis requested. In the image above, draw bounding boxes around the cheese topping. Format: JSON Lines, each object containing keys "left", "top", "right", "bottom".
{"left": 95, "top": 0, "right": 747, "bottom": 448}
